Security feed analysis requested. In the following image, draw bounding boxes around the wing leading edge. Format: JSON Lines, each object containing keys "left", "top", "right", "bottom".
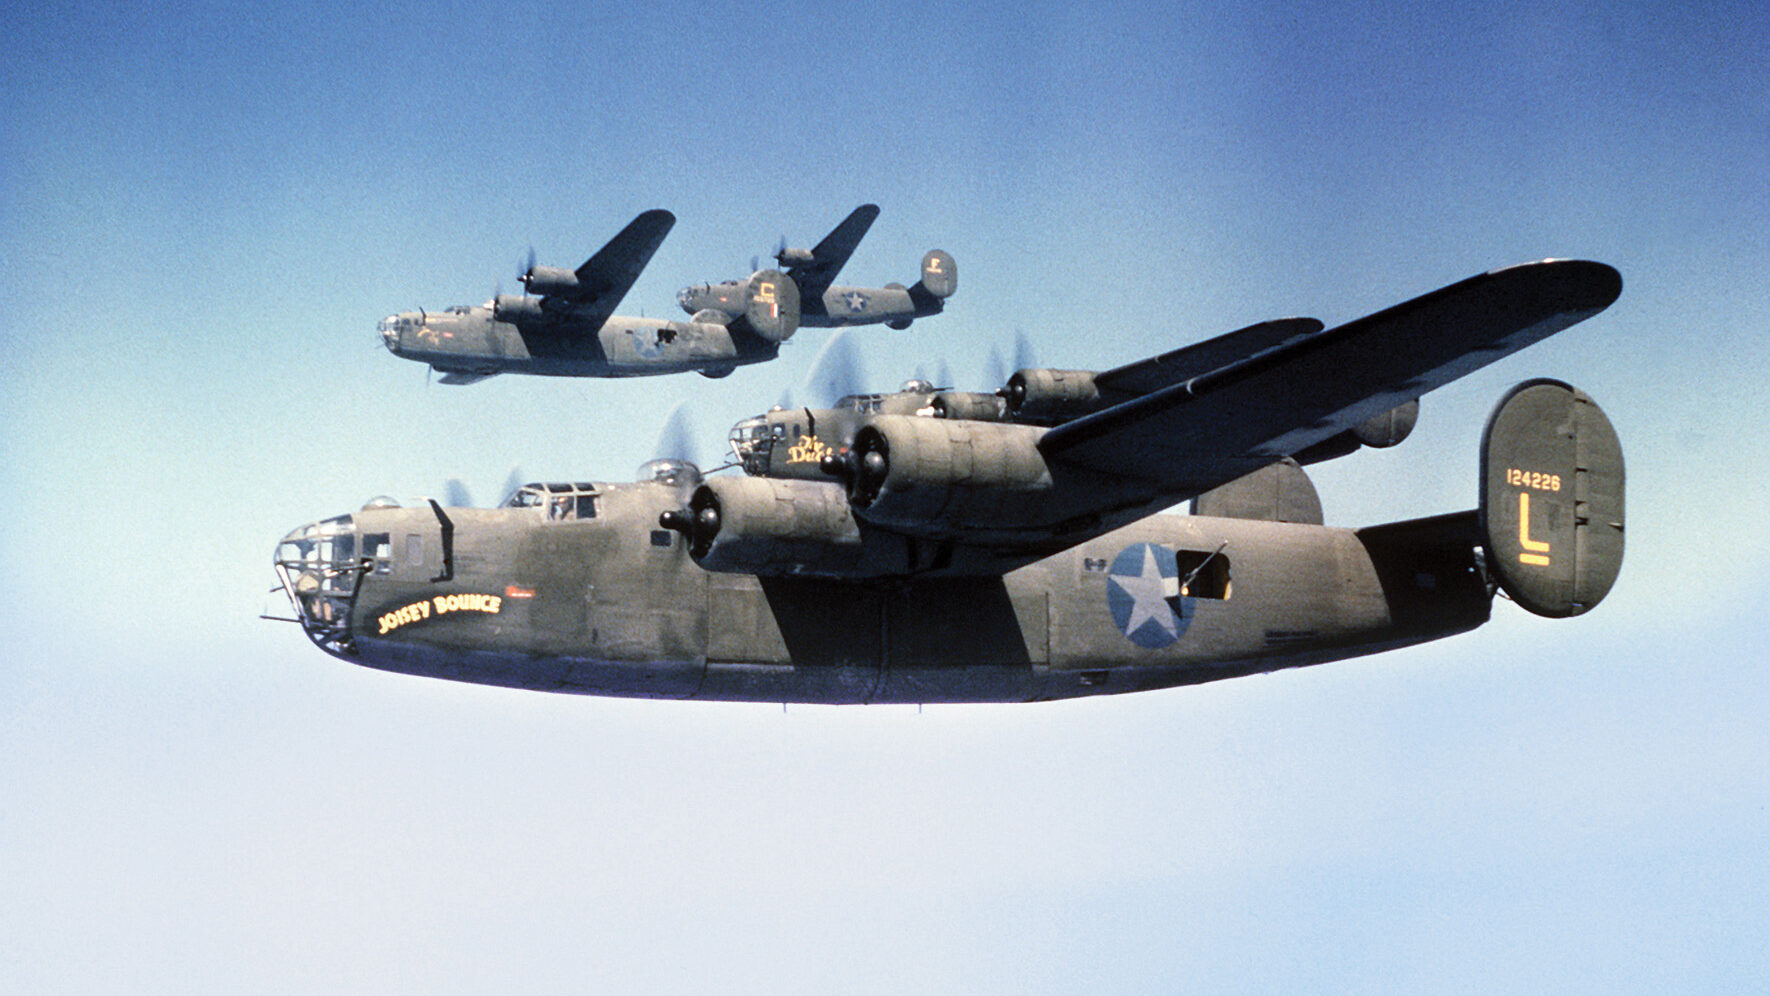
{"left": 1092, "top": 317, "right": 1325, "bottom": 399}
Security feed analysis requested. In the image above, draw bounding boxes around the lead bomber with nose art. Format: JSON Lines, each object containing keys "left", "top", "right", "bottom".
{"left": 280, "top": 249, "right": 1624, "bottom": 704}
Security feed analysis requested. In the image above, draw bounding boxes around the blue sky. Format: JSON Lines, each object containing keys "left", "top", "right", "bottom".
{"left": 3, "top": 1, "right": 1768, "bottom": 991}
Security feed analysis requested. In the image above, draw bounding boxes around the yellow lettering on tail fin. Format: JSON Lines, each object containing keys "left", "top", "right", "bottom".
{"left": 1518, "top": 492, "right": 1551, "bottom": 566}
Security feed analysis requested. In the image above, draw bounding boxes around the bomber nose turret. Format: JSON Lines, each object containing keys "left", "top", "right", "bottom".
{"left": 377, "top": 311, "right": 428, "bottom": 355}
{"left": 377, "top": 315, "right": 404, "bottom": 354}
{"left": 272, "top": 513, "right": 364, "bottom": 659}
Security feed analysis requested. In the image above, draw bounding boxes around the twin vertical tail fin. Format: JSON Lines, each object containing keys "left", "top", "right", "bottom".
{"left": 917, "top": 250, "right": 958, "bottom": 299}
{"left": 1479, "top": 380, "right": 1625, "bottom": 617}
{"left": 902, "top": 250, "right": 957, "bottom": 326}
{"left": 739, "top": 269, "right": 801, "bottom": 343}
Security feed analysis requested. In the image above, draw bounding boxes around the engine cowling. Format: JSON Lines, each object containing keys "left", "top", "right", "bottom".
{"left": 1293, "top": 400, "right": 1422, "bottom": 466}
{"left": 492, "top": 294, "right": 545, "bottom": 324}
{"left": 833, "top": 417, "right": 1054, "bottom": 529}
{"left": 929, "top": 391, "right": 1009, "bottom": 422}
{"left": 823, "top": 416, "right": 1155, "bottom": 543}
{"left": 520, "top": 265, "right": 581, "bottom": 298}
{"left": 660, "top": 477, "right": 863, "bottom": 576}
{"left": 1002, "top": 368, "right": 1106, "bottom": 421}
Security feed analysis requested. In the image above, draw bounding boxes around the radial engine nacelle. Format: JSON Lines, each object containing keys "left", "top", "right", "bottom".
{"left": 927, "top": 391, "right": 1010, "bottom": 421}
{"left": 660, "top": 476, "right": 864, "bottom": 577}
{"left": 817, "top": 416, "right": 1148, "bottom": 545}
{"left": 1001, "top": 368, "right": 1106, "bottom": 422}
{"left": 519, "top": 265, "right": 582, "bottom": 298}
{"left": 492, "top": 294, "right": 546, "bottom": 324}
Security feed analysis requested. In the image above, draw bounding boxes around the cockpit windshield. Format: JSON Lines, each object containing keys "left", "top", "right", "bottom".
{"left": 501, "top": 482, "right": 600, "bottom": 521}
{"left": 728, "top": 415, "right": 771, "bottom": 466}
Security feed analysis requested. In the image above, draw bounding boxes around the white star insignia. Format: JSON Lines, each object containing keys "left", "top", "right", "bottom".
{"left": 1109, "top": 546, "right": 1179, "bottom": 638}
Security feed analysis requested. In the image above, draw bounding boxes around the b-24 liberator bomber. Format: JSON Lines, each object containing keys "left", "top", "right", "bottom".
{"left": 378, "top": 209, "right": 803, "bottom": 384}
{"left": 677, "top": 204, "right": 956, "bottom": 332}
{"left": 278, "top": 260, "right": 1624, "bottom": 704}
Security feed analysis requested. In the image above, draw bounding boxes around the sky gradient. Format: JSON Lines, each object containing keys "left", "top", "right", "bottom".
{"left": 4, "top": 1, "right": 1768, "bottom": 991}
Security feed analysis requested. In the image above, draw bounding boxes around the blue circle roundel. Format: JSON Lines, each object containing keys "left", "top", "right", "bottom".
{"left": 1106, "top": 543, "right": 1192, "bottom": 649}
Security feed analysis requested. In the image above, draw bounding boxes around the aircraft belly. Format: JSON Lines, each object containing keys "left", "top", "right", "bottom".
{"left": 700, "top": 575, "right": 878, "bottom": 702}
{"left": 349, "top": 595, "right": 712, "bottom": 699}
{"left": 350, "top": 637, "right": 707, "bottom": 698}
{"left": 695, "top": 574, "right": 1053, "bottom": 703}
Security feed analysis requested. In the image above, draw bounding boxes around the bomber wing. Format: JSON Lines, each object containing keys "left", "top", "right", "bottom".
{"left": 1092, "top": 317, "right": 1324, "bottom": 399}
{"left": 675, "top": 260, "right": 1620, "bottom": 580}
{"left": 1041, "top": 259, "right": 1623, "bottom": 499}
{"left": 787, "top": 204, "right": 880, "bottom": 301}
{"left": 557, "top": 208, "right": 676, "bottom": 335}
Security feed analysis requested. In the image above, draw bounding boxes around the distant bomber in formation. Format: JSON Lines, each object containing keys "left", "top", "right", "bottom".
{"left": 677, "top": 204, "right": 956, "bottom": 332}
{"left": 374, "top": 210, "right": 784, "bottom": 384}
{"left": 284, "top": 258, "right": 1625, "bottom": 704}
{"left": 378, "top": 206, "right": 956, "bottom": 385}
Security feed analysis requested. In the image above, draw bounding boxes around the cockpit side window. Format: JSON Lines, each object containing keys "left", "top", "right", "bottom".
{"left": 364, "top": 532, "right": 392, "bottom": 575}
{"left": 522, "top": 484, "right": 599, "bottom": 521}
